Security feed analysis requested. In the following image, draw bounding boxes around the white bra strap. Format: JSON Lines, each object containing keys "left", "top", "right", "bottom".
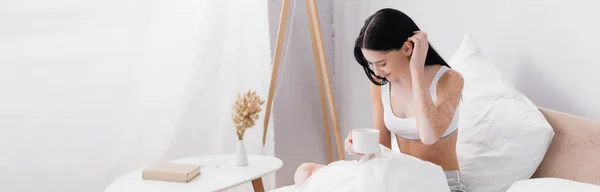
{"left": 430, "top": 66, "right": 449, "bottom": 102}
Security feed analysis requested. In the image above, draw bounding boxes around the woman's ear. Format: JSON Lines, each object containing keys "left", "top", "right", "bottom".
{"left": 402, "top": 41, "right": 413, "bottom": 56}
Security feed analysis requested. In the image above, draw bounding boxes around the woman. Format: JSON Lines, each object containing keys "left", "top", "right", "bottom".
{"left": 294, "top": 8, "right": 466, "bottom": 192}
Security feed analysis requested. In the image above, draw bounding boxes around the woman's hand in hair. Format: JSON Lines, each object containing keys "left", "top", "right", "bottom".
{"left": 408, "top": 31, "right": 429, "bottom": 72}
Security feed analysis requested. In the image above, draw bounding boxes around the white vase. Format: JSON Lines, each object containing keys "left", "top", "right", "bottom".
{"left": 235, "top": 139, "right": 248, "bottom": 166}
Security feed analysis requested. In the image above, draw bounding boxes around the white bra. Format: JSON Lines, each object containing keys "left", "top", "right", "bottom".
{"left": 381, "top": 66, "right": 459, "bottom": 140}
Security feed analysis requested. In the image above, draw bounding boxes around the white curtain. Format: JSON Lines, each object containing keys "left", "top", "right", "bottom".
{"left": 0, "top": 0, "right": 274, "bottom": 191}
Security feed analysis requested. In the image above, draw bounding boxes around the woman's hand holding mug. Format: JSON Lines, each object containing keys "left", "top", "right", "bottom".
{"left": 345, "top": 129, "right": 380, "bottom": 156}
{"left": 344, "top": 132, "right": 363, "bottom": 156}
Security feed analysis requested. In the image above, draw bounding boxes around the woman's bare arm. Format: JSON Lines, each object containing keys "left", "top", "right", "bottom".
{"left": 411, "top": 69, "right": 463, "bottom": 145}
{"left": 370, "top": 83, "right": 392, "bottom": 148}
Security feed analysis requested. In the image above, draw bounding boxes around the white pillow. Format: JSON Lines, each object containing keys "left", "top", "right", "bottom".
{"left": 507, "top": 178, "right": 600, "bottom": 192}
{"left": 449, "top": 33, "right": 554, "bottom": 192}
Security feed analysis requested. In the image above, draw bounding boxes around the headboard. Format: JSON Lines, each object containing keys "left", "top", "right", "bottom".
{"left": 532, "top": 107, "right": 600, "bottom": 185}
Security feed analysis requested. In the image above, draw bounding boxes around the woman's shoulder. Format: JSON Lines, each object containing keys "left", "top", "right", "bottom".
{"left": 439, "top": 68, "right": 463, "bottom": 86}
{"left": 370, "top": 82, "right": 383, "bottom": 99}
{"left": 437, "top": 67, "right": 464, "bottom": 96}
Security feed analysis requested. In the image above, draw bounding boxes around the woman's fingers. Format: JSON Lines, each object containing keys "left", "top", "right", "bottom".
{"left": 346, "top": 145, "right": 360, "bottom": 156}
{"left": 408, "top": 32, "right": 429, "bottom": 52}
{"left": 411, "top": 31, "right": 427, "bottom": 42}
{"left": 345, "top": 132, "right": 359, "bottom": 156}
{"left": 409, "top": 36, "right": 421, "bottom": 52}
{"left": 345, "top": 132, "right": 352, "bottom": 151}
{"left": 344, "top": 132, "right": 364, "bottom": 156}
{"left": 413, "top": 31, "right": 427, "bottom": 36}
{"left": 345, "top": 132, "right": 352, "bottom": 144}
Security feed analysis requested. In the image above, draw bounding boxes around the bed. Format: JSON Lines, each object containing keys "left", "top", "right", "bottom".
{"left": 530, "top": 107, "right": 600, "bottom": 185}
{"left": 505, "top": 107, "right": 600, "bottom": 191}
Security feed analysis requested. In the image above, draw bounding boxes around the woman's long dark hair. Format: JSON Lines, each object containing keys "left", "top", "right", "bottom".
{"left": 354, "top": 8, "right": 450, "bottom": 86}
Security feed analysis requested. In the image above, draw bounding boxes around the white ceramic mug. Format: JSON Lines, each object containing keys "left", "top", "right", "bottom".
{"left": 352, "top": 128, "right": 380, "bottom": 154}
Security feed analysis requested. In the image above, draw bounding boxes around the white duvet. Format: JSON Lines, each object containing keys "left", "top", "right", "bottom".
{"left": 270, "top": 146, "right": 450, "bottom": 192}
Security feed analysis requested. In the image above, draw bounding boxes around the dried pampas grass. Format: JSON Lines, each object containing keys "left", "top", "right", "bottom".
{"left": 232, "top": 90, "right": 265, "bottom": 140}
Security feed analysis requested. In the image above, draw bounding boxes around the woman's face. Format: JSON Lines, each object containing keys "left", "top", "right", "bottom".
{"left": 361, "top": 42, "right": 412, "bottom": 82}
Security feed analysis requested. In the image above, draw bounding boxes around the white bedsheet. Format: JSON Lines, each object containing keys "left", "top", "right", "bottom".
{"left": 507, "top": 178, "right": 600, "bottom": 192}
{"left": 270, "top": 146, "right": 450, "bottom": 192}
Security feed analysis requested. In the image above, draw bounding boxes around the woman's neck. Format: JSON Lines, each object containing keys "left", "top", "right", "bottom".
{"left": 390, "top": 70, "right": 413, "bottom": 88}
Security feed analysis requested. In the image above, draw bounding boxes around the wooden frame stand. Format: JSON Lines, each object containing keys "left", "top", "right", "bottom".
{"left": 262, "top": 0, "right": 344, "bottom": 162}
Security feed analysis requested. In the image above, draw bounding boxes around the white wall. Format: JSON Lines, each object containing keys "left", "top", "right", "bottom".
{"left": 334, "top": 0, "right": 600, "bottom": 136}
{"left": 267, "top": 0, "right": 337, "bottom": 187}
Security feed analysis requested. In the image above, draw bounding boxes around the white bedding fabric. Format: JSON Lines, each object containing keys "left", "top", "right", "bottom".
{"left": 507, "top": 178, "right": 600, "bottom": 192}
{"left": 270, "top": 146, "right": 450, "bottom": 192}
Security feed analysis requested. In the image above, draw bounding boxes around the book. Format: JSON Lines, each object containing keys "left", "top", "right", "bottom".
{"left": 142, "top": 162, "right": 201, "bottom": 182}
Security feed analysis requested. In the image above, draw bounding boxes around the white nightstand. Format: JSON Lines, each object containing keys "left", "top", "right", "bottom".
{"left": 105, "top": 154, "right": 283, "bottom": 192}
